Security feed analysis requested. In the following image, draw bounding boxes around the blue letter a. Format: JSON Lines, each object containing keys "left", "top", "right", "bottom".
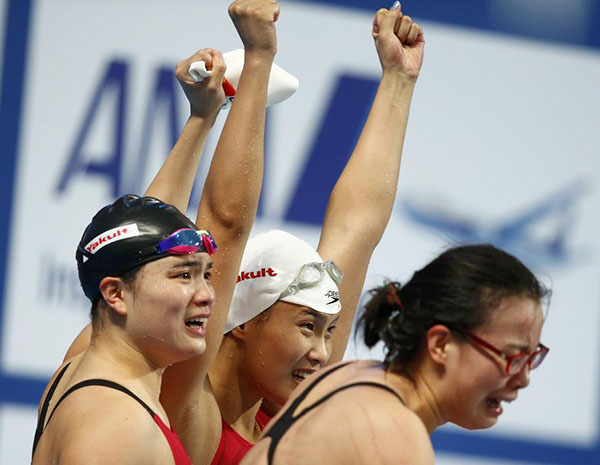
{"left": 57, "top": 60, "right": 128, "bottom": 197}
{"left": 284, "top": 74, "right": 378, "bottom": 225}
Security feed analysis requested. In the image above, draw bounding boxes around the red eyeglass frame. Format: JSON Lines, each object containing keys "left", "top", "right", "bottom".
{"left": 450, "top": 325, "right": 549, "bottom": 375}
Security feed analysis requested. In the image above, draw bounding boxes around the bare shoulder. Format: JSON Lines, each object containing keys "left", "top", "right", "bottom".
{"left": 310, "top": 386, "right": 434, "bottom": 465}
{"left": 49, "top": 387, "right": 173, "bottom": 465}
{"left": 37, "top": 355, "right": 83, "bottom": 416}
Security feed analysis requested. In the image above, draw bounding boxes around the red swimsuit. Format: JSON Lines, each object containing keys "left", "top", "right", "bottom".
{"left": 210, "top": 408, "right": 272, "bottom": 465}
{"left": 32, "top": 363, "right": 192, "bottom": 465}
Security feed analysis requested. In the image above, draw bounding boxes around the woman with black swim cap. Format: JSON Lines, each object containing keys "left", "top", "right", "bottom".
{"left": 240, "top": 245, "right": 550, "bottom": 465}
{"left": 32, "top": 195, "right": 217, "bottom": 465}
{"left": 32, "top": 5, "right": 272, "bottom": 459}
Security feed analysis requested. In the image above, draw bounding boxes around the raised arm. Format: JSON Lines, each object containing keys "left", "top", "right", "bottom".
{"left": 193, "top": 0, "right": 279, "bottom": 375}
{"left": 160, "top": 0, "right": 279, "bottom": 411}
{"left": 317, "top": 3, "right": 425, "bottom": 363}
{"left": 62, "top": 49, "right": 226, "bottom": 363}
{"left": 145, "top": 48, "right": 226, "bottom": 211}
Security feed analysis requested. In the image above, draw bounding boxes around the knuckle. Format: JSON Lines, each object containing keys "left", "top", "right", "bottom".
{"left": 174, "top": 61, "right": 185, "bottom": 76}
{"left": 228, "top": 3, "right": 242, "bottom": 16}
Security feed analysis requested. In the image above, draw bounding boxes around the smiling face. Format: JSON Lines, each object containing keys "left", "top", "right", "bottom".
{"left": 238, "top": 301, "right": 339, "bottom": 405}
{"left": 121, "top": 253, "right": 215, "bottom": 366}
{"left": 444, "top": 295, "right": 545, "bottom": 430}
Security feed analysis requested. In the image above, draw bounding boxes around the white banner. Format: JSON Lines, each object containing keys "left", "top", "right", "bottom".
{"left": 2, "top": 0, "right": 600, "bottom": 462}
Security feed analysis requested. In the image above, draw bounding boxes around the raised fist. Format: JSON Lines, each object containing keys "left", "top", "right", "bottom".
{"left": 372, "top": 3, "right": 424, "bottom": 81}
{"left": 175, "top": 48, "right": 227, "bottom": 120}
{"left": 228, "top": 0, "right": 280, "bottom": 57}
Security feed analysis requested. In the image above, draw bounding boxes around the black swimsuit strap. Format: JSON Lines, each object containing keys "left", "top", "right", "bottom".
{"left": 292, "top": 381, "right": 404, "bottom": 420}
{"left": 46, "top": 378, "right": 156, "bottom": 426}
{"left": 32, "top": 376, "right": 157, "bottom": 461}
{"left": 266, "top": 363, "right": 404, "bottom": 465}
{"left": 32, "top": 362, "right": 71, "bottom": 458}
{"left": 284, "top": 362, "right": 352, "bottom": 414}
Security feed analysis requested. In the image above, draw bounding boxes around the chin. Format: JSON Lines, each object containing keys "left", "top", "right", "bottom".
{"left": 455, "top": 414, "right": 499, "bottom": 431}
{"left": 264, "top": 386, "right": 289, "bottom": 406}
{"left": 172, "top": 341, "right": 207, "bottom": 363}
{"left": 189, "top": 340, "right": 207, "bottom": 356}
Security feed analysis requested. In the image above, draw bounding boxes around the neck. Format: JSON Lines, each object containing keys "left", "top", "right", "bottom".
{"left": 210, "top": 336, "right": 263, "bottom": 440}
{"left": 82, "top": 327, "right": 165, "bottom": 402}
{"left": 384, "top": 365, "right": 445, "bottom": 434}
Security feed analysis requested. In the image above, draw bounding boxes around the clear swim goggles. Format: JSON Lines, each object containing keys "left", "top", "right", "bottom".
{"left": 279, "top": 260, "right": 343, "bottom": 298}
{"left": 154, "top": 228, "right": 217, "bottom": 256}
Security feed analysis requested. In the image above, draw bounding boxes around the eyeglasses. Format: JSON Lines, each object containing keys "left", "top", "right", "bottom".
{"left": 279, "top": 260, "right": 343, "bottom": 298}
{"left": 450, "top": 326, "right": 549, "bottom": 376}
{"left": 155, "top": 229, "right": 217, "bottom": 256}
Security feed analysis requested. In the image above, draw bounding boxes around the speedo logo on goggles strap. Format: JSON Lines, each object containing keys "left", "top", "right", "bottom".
{"left": 85, "top": 224, "right": 140, "bottom": 254}
{"left": 324, "top": 290, "right": 340, "bottom": 305}
{"left": 280, "top": 260, "right": 343, "bottom": 298}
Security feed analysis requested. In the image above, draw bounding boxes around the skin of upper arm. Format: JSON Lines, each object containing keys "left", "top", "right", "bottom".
{"left": 372, "top": 410, "right": 434, "bottom": 465}
{"left": 272, "top": 388, "right": 433, "bottom": 465}
{"left": 163, "top": 376, "right": 223, "bottom": 465}
{"left": 54, "top": 394, "right": 172, "bottom": 465}
{"left": 317, "top": 234, "right": 373, "bottom": 364}
{"left": 338, "top": 396, "right": 432, "bottom": 465}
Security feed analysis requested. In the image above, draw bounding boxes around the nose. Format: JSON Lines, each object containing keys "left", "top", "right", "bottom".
{"left": 307, "top": 335, "right": 330, "bottom": 368}
{"left": 193, "top": 278, "right": 215, "bottom": 308}
{"left": 510, "top": 362, "right": 531, "bottom": 389}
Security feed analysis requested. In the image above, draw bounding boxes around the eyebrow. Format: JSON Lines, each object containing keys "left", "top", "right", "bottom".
{"left": 505, "top": 342, "right": 535, "bottom": 352}
{"left": 301, "top": 309, "right": 339, "bottom": 326}
{"left": 170, "top": 258, "right": 211, "bottom": 269}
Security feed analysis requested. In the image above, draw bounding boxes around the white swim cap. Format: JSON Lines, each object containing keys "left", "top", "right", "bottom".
{"left": 226, "top": 230, "right": 342, "bottom": 333}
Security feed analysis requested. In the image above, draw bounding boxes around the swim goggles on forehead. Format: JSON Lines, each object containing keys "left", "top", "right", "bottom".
{"left": 279, "top": 260, "right": 343, "bottom": 298}
{"left": 154, "top": 228, "right": 217, "bottom": 256}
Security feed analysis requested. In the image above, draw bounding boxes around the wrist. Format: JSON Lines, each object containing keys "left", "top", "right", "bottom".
{"left": 380, "top": 72, "right": 417, "bottom": 92}
{"left": 243, "top": 48, "right": 277, "bottom": 64}
{"left": 186, "top": 113, "right": 217, "bottom": 131}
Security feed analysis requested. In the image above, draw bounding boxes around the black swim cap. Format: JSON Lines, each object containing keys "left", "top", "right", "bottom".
{"left": 76, "top": 194, "right": 200, "bottom": 301}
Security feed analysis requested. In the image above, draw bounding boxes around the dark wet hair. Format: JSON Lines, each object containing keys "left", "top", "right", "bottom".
{"left": 358, "top": 244, "right": 550, "bottom": 370}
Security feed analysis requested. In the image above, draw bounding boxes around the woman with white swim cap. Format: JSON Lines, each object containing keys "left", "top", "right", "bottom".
{"left": 158, "top": 2, "right": 425, "bottom": 464}
{"left": 241, "top": 245, "right": 550, "bottom": 465}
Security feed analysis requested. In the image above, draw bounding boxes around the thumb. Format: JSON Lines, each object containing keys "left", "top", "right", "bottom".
{"left": 374, "top": 7, "right": 401, "bottom": 40}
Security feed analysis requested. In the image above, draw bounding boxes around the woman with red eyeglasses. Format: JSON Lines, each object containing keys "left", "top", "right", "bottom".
{"left": 241, "top": 244, "right": 550, "bottom": 465}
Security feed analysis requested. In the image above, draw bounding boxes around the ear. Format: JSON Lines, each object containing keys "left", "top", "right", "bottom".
{"left": 230, "top": 323, "right": 247, "bottom": 342}
{"left": 98, "top": 277, "right": 128, "bottom": 316}
{"left": 425, "top": 324, "right": 453, "bottom": 366}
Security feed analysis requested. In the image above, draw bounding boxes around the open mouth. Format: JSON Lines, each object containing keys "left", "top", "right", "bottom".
{"left": 291, "top": 369, "right": 313, "bottom": 384}
{"left": 486, "top": 395, "right": 515, "bottom": 415}
{"left": 485, "top": 397, "right": 503, "bottom": 416}
{"left": 184, "top": 316, "right": 208, "bottom": 335}
{"left": 486, "top": 398, "right": 501, "bottom": 409}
